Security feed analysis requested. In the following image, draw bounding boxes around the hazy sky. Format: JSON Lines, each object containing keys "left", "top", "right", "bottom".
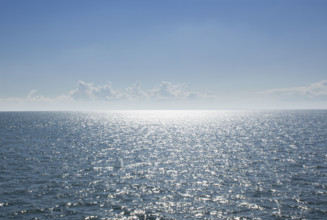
{"left": 1, "top": 0, "right": 327, "bottom": 110}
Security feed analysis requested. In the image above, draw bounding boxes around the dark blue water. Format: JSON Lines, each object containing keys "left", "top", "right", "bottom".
{"left": 0, "top": 110, "right": 327, "bottom": 219}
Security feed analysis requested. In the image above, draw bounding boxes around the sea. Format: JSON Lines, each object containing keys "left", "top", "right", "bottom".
{"left": 0, "top": 110, "right": 326, "bottom": 219}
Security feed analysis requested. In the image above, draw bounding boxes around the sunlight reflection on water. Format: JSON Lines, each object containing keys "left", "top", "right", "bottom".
{"left": 0, "top": 110, "right": 327, "bottom": 219}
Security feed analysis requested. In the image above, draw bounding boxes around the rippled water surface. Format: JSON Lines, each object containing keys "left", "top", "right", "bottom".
{"left": 1, "top": 110, "right": 327, "bottom": 219}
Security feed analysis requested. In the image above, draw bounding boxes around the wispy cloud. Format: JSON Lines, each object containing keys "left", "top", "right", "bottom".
{"left": 265, "top": 80, "right": 327, "bottom": 97}
{"left": 0, "top": 89, "right": 71, "bottom": 105}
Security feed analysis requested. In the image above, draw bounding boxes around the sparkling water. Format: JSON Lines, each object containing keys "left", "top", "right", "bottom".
{"left": 0, "top": 110, "right": 326, "bottom": 219}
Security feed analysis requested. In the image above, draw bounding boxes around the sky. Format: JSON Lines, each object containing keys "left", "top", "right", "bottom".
{"left": 1, "top": 0, "right": 327, "bottom": 110}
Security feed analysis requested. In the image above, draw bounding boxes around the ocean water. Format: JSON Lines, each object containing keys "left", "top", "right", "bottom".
{"left": 0, "top": 110, "right": 327, "bottom": 219}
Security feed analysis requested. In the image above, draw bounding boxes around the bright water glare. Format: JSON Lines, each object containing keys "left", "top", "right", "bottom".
{"left": 0, "top": 110, "right": 327, "bottom": 219}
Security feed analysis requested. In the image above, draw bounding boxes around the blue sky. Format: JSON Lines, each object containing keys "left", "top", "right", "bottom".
{"left": 1, "top": 0, "right": 327, "bottom": 110}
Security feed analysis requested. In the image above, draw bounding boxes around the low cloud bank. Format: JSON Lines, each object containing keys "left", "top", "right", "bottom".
{"left": 69, "top": 80, "right": 214, "bottom": 101}
{"left": 0, "top": 80, "right": 214, "bottom": 109}
{"left": 2, "top": 80, "right": 327, "bottom": 110}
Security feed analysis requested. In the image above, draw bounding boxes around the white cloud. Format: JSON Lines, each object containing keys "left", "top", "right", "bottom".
{"left": 0, "top": 80, "right": 214, "bottom": 110}
{"left": 150, "top": 81, "right": 214, "bottom": 100}
{"left": 265, "top": 80, "right": 327, "bottom": 97}
{"left": 67, "top": 80, "right": 212, "bottom": 101}
{"left": 124, "top": 81, "right": 149, "bottom": 100}
{"left": 69, "top": 81, "right": 124, "bottom": 100}
{"left": 0, "top": 90, "right": 49, "bottom": 104}
{"left": 26, "top": 90, "right": 52, "bottom": 102}
{"left": 151, "top": 81, "right": 192, "bottom": 99}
